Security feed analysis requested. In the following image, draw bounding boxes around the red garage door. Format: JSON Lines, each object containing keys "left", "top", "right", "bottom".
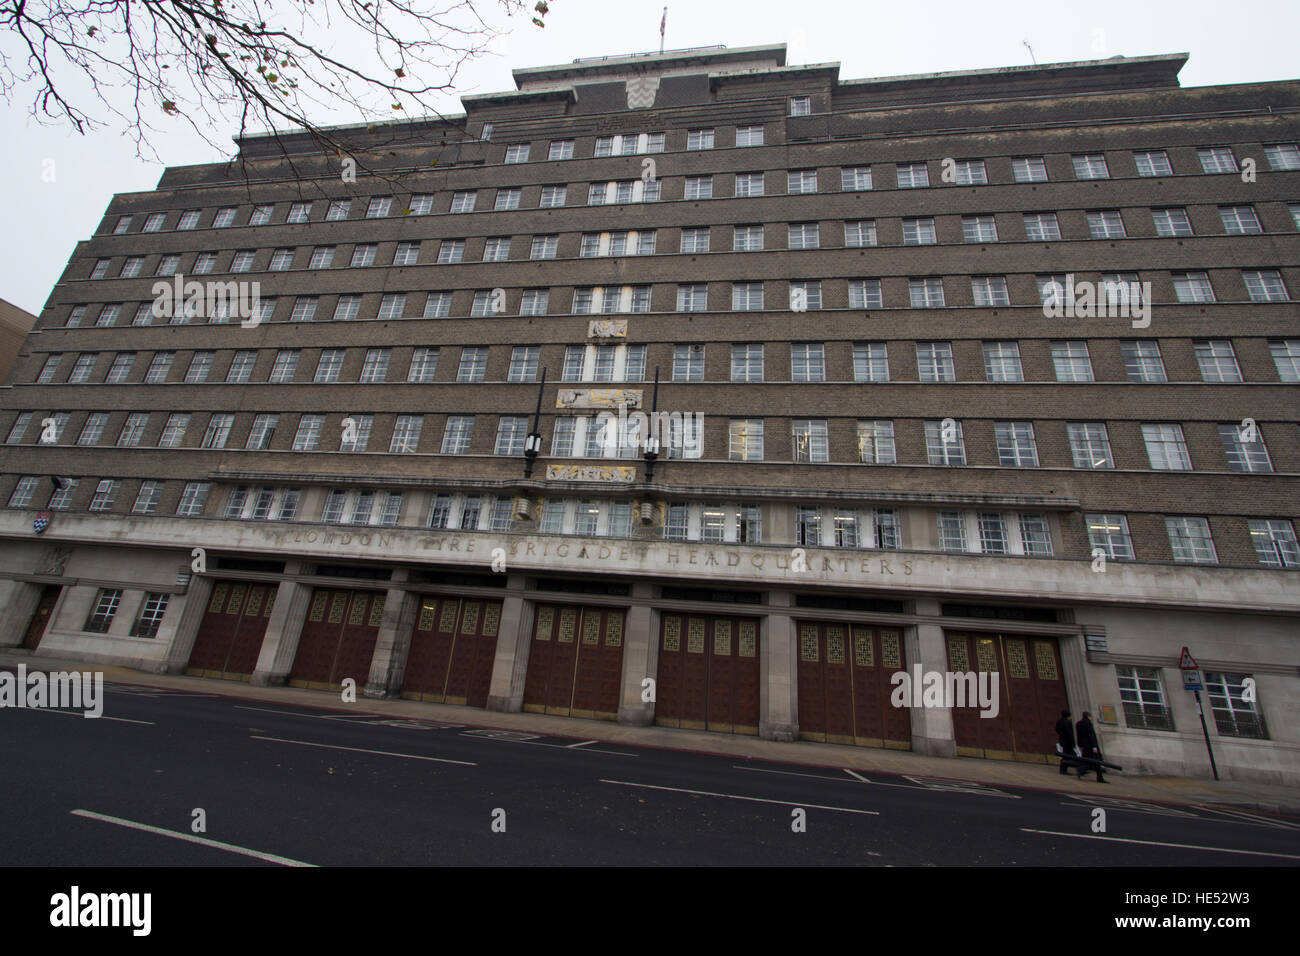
{"left": 798, "top": 621, "right": 911, "bottom": 749}
{"left": 401, "top": 596, "right": 502, "bottom": 707}
{"left": 655, "top": 614, "right": 760, "bottom": 735}
{"left": 289, "top": 588, "right": 385, "bottom": 690}
{"left": 946, "top": 632, "right": 1069, "bottom": 763}
{"left": 186, "top": 580, "right": 276, "bottom": 680}
{"left": 522, "top": 604, "right": 624, "bottom": 720}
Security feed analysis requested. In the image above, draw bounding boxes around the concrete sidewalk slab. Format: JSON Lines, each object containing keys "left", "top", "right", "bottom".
{"left": 5, "top": 649, "right": 1298, "bottom": 814}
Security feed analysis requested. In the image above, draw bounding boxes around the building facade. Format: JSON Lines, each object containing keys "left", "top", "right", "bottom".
{"left": 1, "top": 45, "right": 1297, "bottom": 783}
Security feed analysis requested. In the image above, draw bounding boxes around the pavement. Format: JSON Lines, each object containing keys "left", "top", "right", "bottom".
{"left": 5, "top": 647, "right": 1298, "bottom": 814}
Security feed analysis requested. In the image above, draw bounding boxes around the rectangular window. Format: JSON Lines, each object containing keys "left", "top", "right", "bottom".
{"left": 144, "top": 352, "right": 173, "bottom": 383}
{"left": 1249, "top": 519, "right": 1299, "bottom": 568}
{"left": 962, "top": 215, "right": 998, "bottom": 243}
{"left": 679, "top": 227, "right": 710, "bottom": 253}
{"left": 1151, "top": 207, "right": 1193, "bottom": 237}
{"left": 925, "top": 420, "right": 965, "bottom": 465}
{"left": 673, "top": 344, "right": 705, "bottom": 382}
{"left": 519, "top": 289, "right": 549, "bottom": 315}
{"left": 1166, "top": 516, "right": 1218, "bottom": 565}
{"left": 978, "top": 514, "right": 1008, "bottom": 554}
{"left": 937, "top": 513, "right": 967, "bottom": 552}
{"left": 113, "top": 216, "right": 133, "bottom": 234}
{"left": 1219, "top": 205, "right": 1262, "bottom": 234}
{"left": 184, "top": 351, "right": 214, "bottom": 383}
{"left": 735, "top": 126, "right": 764, "bottom": 147}
{"left": 494, "top": 417, "right": 528, "bottom": 455}
{"left": 1122, "top": 341, "right": 1167, "bottom": 382}
{"left": 1134, "top": 150, "right": 1173, "bottom": 177}
{"left": 504, "top": 144, "right": 530, "bottom": 164}
{"left": 392, "top": 241, "right": 420, "bottom": 266}
{"left": 176, "top": 482, "right": 210, "bottom": 516}
{"left": 983, "top": 341, "right": 1022, "bottom": 381}
{"left": 730, "top": 344, "right": 763, "bottom": 383}
{"left": 198, "top": 413, "right": 232, "bottom": 450}
{"left": 787, "top": 169, "right": 818, "bottom": 194}
{"left": 132, "top": 481, "right": 163, "bottom": 515}
{"left": 896, "top": 162, "right": 929, "bottom": 188}
{"left": 731, "top": 282, "right": 764, "bottom": 311}
{"left": 530, "top": 235, "right": 558, "bottom": 259}
{"left": 1116, "top": 665, "right": 1173, "bottom": 730}
{"left": 995, "top": 422, "right": 1038, "bottom": 466}
{"left": 734, "top": 172, "right": 764, "bottom": 197}
{"left": 407, "top": 348, "right": 439, "bottom": 383}
{"left": 1012, "top": 156, "right": 1048, "bottom": 183}
{"left": 441, "top": 416, "right": 474, "bottom": 454}
{"left": 192, "top": 253, "right": 217, "bottom": 275}
{"left": 1198, "top": 146, "right": 1238, "bottom": 173}
{"left": 1193, "top": 341, "right": 1242, "bottom": 382}
{"left": 8, "top": 476, "right": 40, "bottom": 508}
{"left": 494, "top": 188, "right": 521, "bottom": 211}
{"left": 349, "top": 244, "right": 376, "bottom": 268}
{"left": 1087, "top": 210, "right": 1126, "bottom": 239}
{"left": 852, "top": 343, "right": 888, "bottom": 382}
{"left": 791, "top": 344, "right": 826, "bottom": 382}
{"left": 450, "top": 191, "right": 476, "bottom": 213}
{"left": 548, "top": 140, "right": 574, "bottom": 161}
{"left": 728, "top": 420, "right": 763, "bottom": 461}
{"left": 268, "top": 350, "right": 299, "bottom": 384}
{"left": 1067, "top": 423, "right": 1113, "bottom": 469}
{"left": 1142, "top": 423, "right": 1192, "bottom": 470}
{"left": 390, "top": 415, "right": 423, "bottom": 454}
{"left": 1019, "top": 515, "right": 1053, "bottom": 556}
{"left": 244, "top": 413, "right": 278, "bottom": 450}
{"left": 1243, "top": 269, "right": 1289, "bottom": 302}
{"left": 1269, "top": 340, "right": 1300, "bottom": 381}
{"left": 1023, "top": 212, "right": 1061, "bottom": 241}
{"left": 687, "top": 129, "right": 715, "bottom": 150}
{"left": 788, "top": 222, "right": 819, "bottom": 250}
{"left": 85, "top": 589, "right": 122, "bottom": 633}
{"left": 685, "top": 176, "right": 713, "bottom": 200}
{"left": 77, "top": 413, "right": 109, "bottom": 446}
{"left": 314, "top": 349, "right": 345, "bottom": 383}
{"left": 909, "top": 278, "right": 945, "bottom": 308}
{"left": 6, "top": 412, "right": 32, "bottom": 444}
{"left": 249, "top": 204, "right": 274, "bottom": 226}
{"left": 971, "top": 276, "right": 1010, "bottom": 307}
{"left": 1173, "top": 271, "right": 1216, "bottom": 303}
{"left": 1051, "top": 341, "right": 1093, "bottom": 382}
{"left": 1205, "top": 672, "right": 1267, "bottom": 738}
{"left": 457, "top": 347, "right": 488, "bottom": 382}
{"left": 917, "top": 342, "right": 955, "bottom": 381}
{"left": 68, "top": 353, "right": 97, "bottom": 383}
{"left": 286, "top": 202, "right": 311, "bottom": 224}
{"left": 539, "top": 185, "right": 566, "bottom": 208}
{"left": 902, "top": 218, "right": 936, "bottom": 245}
{"left": 332, "top": 295, "right": 361, "bottom": 322}
{"left": 1088, "top": 514, "right": 1135, "bottom": 561}
{"left": 359, "top": 348, "right": 391, "bottom": 384}
{"left": 437, "top": 240, "right": 465, "bottom": 263}
{"left": 1072, "top": 153, "right": 1109, "bottom": 179}
{"left": 508, "top": 346, "right": 539, "bottom": 382}
{"left": 269, "top": 248, "right": 294, "bottom": 271}
{"left": 952, "top": 159, "right": 987, "bottom": 185}
{"left": 1219, "top": 423, "right": 1272, "bottom": 472}
{"left": 857, "top": 420, "right": 896, "bottom": 464}
{"left": 844, "top": 220, "right": 877, "bottom": 247}
{"left": 841, "top": 167, "right": 872, "bottom": 191}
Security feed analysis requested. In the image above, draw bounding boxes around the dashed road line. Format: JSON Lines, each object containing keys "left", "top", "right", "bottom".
{"left": 601, "top": 779, "right": 880, "bottom": 815}
{"left": 1021, "top": 827, "right": 1300, "bottom": 860}
{"left": 250, "top": 735, "right": 477, "bottom": 765}
{"left": 71, "top": 810, "right": 316, "bottom": 867}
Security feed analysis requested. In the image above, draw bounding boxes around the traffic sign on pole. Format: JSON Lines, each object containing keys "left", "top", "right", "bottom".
{"left": 1181, "top": 669, "right": 1203, "bottom": 691}
{"left": 1178, "top": 646, "right": 1198, "bottom": 669}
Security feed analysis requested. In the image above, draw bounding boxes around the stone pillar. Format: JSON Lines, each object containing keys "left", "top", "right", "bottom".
{"left": 618, "top": 582, "right": 657, "bottom": 725}
{"left": 365, "top": 570, "right": 416, "bottom": 698}
{"left": 760, "top": 589, "right": 798, "bottom": 741}
{"left": 0, "top": 580, "right": 43, "bottom": 648}
{"left": 251, "top": 564, "right": 311, "bottom": 686}
{"left": 906, "top": 598, "right": 957, "bottom": 757}
{"left": 486, "top": 574, "right": 531, "bottom": 713}
{"left": 162, "top": 576, "right": 214, "bottom": 673}
{"left": 1058, "top": 631, "right": 1092, "bottom": 720}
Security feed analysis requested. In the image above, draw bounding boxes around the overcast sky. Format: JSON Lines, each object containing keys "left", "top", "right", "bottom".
{"left": 2, "top": 0, "right": 1296, "bottom": 317}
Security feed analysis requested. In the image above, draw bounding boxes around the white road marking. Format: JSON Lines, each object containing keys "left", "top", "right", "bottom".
{"left": 566, "top": 740, "right": 599, "bottom": 748}
{"left": 1060, "top": 794, "right": 1197, "bottom": 817}
{"left": 71, "top": 810, "right": 316, "bottom": 867}
{"left": 251, "top": 735, "right": 476, "bottom": 766}
{"left": 1020, "top": 828, "right": 1300, "bottom": 861}
{"left": 16, "top": 707, "right": 154, "bottom": 725}
{"left": 732, "top": 765, "right": 864, "bottom": 785}
{"left": 1194, "top": 806, "right": 1300, "bottom": 831}
{"left": 844, "top": 768, "right": 871, "bottom": 783}
{"left": 601, "top": 779, "right": 880, "bottom": 815}
{"left": 233, "top": 704, "right": 366, "bottom": 721}
{"left": 903, "top": 775, "right": 1020, "bottom": 798}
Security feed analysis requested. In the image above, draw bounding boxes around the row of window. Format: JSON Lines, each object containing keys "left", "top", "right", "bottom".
{"left": 7, "top": 404, "right": 1290, "bottom": 476}
{"left": 58, "top": 267, "right": 1296, "bottom": 338}
{"left": 86, "top": 204, "right": 1300, "bottom": 283}
{"left": 29, "top": 338, "right": 1300, "bottom": 390}
{"left": 8, "top": 475, "right": 1297, "bottom": 572}
{"left": 103, "top": 143, "right": 1300, "bottom": 235}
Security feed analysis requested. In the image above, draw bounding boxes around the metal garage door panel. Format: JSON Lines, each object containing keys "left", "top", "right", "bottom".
{"left": 796, "top": 621, "right": 826, "bottom": 741}
{"left": 821, "top": 624, "right": 855, "bottom": 744}
{"left": 1009, "top": 638, "right": 1069, "bottom": 762}
{"left": 706, "top": 618, "right": 735, "bottom": 733}
{"left": 522, "top": 605, "right": 556, "bottom": 714}
{"left": 289, "top": 589, "right": 342, "bottom": 687}
{"left": 654, "top": 615, "right": 684, "bottom": 727}
{"left": 678, "top": 616, "right": 709, "bottom": 729}
{"left": 330, "top": 592, "right": 383, "bottom": 689}
{"left": 877, "top": 628, "right": 911, "bottom": 746}
{"left": 733, "top": 619, "right": 760, "bottom": 735}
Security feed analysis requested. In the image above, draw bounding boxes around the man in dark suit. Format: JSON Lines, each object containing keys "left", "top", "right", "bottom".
{"left": 1076, "top": 711, "right": 1107, "bottom": 783}
{"left": 1054, "top": 710, "right": 1077, "bottom": 775}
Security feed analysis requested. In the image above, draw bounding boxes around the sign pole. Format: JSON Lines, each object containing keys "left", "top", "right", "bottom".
{"left": 1192, "top": 689, "right": 1219, "bottom": 781}
{"left": 1179, "top": 647, "right": 1218, "bottom": 781}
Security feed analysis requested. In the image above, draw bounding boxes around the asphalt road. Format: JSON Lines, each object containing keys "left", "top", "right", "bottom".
{"left": 3, "top": 678, "right": 1299, "bottom": 867}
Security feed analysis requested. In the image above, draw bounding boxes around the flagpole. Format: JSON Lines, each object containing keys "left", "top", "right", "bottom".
{"left": 659, "top": 7, "right": 666, "bottom": 54}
